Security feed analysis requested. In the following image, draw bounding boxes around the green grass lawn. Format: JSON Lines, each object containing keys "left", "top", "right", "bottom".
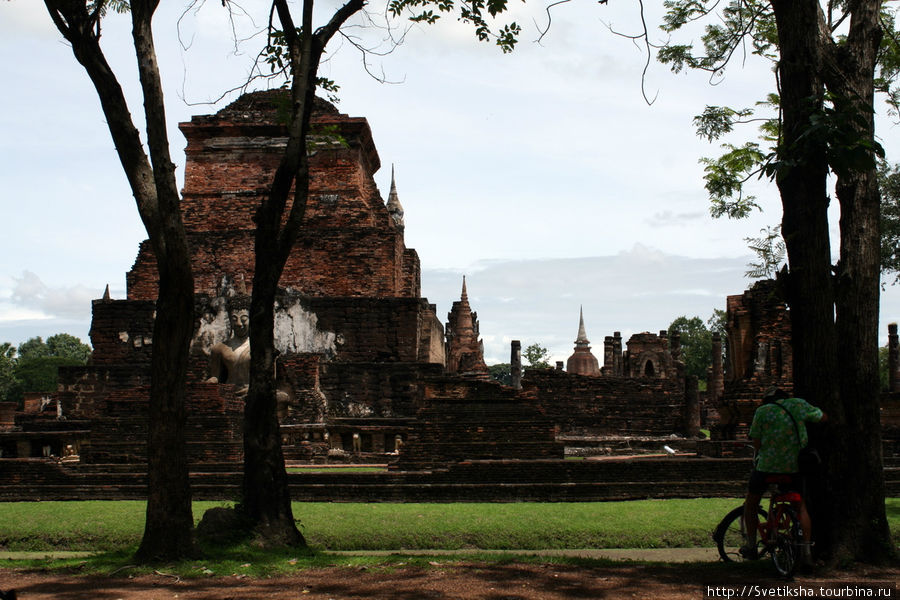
{"left": 286, "top": 466, "right": 386, "bottom": 473}
{"left": 2, "top": 498, "right": 899, "bottom": 553}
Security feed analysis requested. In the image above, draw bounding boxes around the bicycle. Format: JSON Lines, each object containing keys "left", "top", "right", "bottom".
{"left": 712, "top": 474, "right": 804, "bottom": 577}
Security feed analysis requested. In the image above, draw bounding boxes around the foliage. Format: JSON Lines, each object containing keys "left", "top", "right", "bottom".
{"left": 658, "top": 1, "right": 897, "bottom": 220}
{"left": 522, "top": 343, "right": 551, "bottom": 370}
{"left": 0, "top": 343, "right": 20, "bottom": 405}
{"left": 879, "top": 344, "right": 890, "bottom": 392}
{"left": 262, "top": 28, "right": 342, "bottom": 104}
{"left": 487, "top": 363, "right": 512, "bottom": 385}
{"left": 16, "top": 335, "right": 91, "bottom": 399}
{"left": 17, "top": 333, "right": 92, "bottom": 363}
{"left": 880, "top": 162, "right": 900, "bottom": 285}
{"left": 707, "top": 309, "right": 727, "bottom": 338}
{"left": 744, "top": 225, "right": 786, "bottom": 279}
{"left": 668, "top": 315, "right": 721, "bottom": 383}
{"left": 388, "top": 0, "right": 521, "bottom": 53}
{"left": 15, "top": 357, "right": 84, "bottom": 398}
{"left": 0, "top": 334, "right": 91, "bottom": 405}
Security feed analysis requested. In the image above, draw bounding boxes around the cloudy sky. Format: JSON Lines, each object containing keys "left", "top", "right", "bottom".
{"left": 2, "top": 0, "right": 899, "bottom": 364}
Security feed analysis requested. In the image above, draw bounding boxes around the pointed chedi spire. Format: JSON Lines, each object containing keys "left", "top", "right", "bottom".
{"left": 575, "top": 305, "right": 589, "bottom": 346}
{"left": 386, "top": 164, "right": 405, "bottom": 230}
{"left": 102, "top": 284, "right": 111, "bottom": 301}
{"left": 461, "top": 275, "right": 468, "bottom": 303}
{"left": 566, "top": 306, "right": 600, "bottom": 376}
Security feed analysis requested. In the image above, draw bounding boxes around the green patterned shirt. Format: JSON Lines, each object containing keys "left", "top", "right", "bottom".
{"left": 748, "top": 397, "right": 824, "bottom": 473}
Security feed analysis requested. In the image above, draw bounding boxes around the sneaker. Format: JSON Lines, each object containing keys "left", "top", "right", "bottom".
{"left": 739, "top": 544, "right": 759, "bottom": 560}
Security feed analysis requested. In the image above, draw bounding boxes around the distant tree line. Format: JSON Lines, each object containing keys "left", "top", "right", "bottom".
{"left": 0, "top": 333, "right": 91, "bottom": 407}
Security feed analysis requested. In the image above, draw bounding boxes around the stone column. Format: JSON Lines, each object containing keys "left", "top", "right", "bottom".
{"left": 669, "top": 331, "right": 682, "bottom": 362}
{"left": 511, "top": 340, "right": 522, "bottom": 390}
{"left": 613, "top": 331, "right": 623, "bottom": 376}
{"left": 603, "top": 336, "right": 614, "bottom": 375}
{"left": 710, "top": 332, "right": 724, "bottom": 405}
{"left": 683, "top": 375, "right": 701, "bottom": 437}
{"left": 890, "top": 323, "right": 900, "bottom": 393}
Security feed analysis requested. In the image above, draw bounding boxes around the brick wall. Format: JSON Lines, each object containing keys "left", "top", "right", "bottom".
{"left": 719, "top": 280, "right": 794, "bottom": 438}
{"left": 525, "top": 369, "right": 687, "bottom": 436}
{"left": 319, "top": 362, "right": 443, "bottom": 419}
{"left": 83, "top": 382, "right": 243, "bottom": 465}
{"left": 303, "top": 297, "right": 443, "bottom": 363}
{"left": 395, "top": 378, "right": 564, "bottom": 470}
{"left": 88, "top": 299, "right": 156, "bottom": 367}
{"left": 126, "top": 90, "right": 418, "bottom": 302}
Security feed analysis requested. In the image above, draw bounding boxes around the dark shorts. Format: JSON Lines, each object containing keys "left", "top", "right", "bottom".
{"left": 748, "top": 470, "right": 801, "bottom": 495}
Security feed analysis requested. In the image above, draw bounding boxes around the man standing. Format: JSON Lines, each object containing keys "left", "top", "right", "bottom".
{"left": 742, "top": 388, "right": 826, "bottom": 566}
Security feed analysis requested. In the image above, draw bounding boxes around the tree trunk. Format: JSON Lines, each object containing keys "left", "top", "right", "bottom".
{"left": 822, "top": 0, "right": 894, "bottom": 563}
{"left": 236, "top": 0, "right": 355, "bottom": 547}
{"left": 135, "top": 245, "right": 197, "bottom": 561}
{"left": 770, "top": 0, "right": 840, "bottom": 561}
{"left": 771, "top": 0, "right": 894, "bottom": 564}
{"left": 771, "top": 0, "right": 838, "bottom": 405}
{"left": 43, "top": 0, "right": 198, "bottom": 562}
{"left": 241, "top": 267, "right": 304, "bottom": 546}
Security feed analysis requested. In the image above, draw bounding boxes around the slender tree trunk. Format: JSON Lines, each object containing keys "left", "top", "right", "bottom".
{"left": 770, "top": 0, "right": 840, "bottom": 560}
{"left": 136, "top": 245, "right": 197, "bottom": 561}
{"left": 43, "top": 0, "right": 197, "bottom": 561}
{"left": 238, "top": 0, "right": 361, "bottom": 546}
{"left": 241, "top": 270, "right": 304, "bottom": 546}
{"left": 823, "top": 0, "right": 893, "bottom": 563}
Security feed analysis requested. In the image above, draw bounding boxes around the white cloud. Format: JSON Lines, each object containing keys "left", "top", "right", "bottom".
{"left": 0, "top": 305, "right": 53, "bottom": 323}
{"left": 8, "top": 271, "right": 99, "bottom": 320}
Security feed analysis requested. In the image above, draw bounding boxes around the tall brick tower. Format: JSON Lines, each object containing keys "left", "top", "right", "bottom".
{"left": 125, "top": 91, "right": 421, "bottom": 300}
{"left": 445, "top": 277, "right": 489, "bottom": 378}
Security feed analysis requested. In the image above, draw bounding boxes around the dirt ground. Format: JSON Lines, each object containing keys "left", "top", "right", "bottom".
{"left": 1, "top": 560, "right": 897, "bottom": 600}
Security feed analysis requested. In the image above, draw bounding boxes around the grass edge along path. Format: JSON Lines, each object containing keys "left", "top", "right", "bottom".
{"left": 1, "top": 498, "right": 734, "bottom": 553}
{"left": 2, "top": 498, "right": 899, "bottom": 554}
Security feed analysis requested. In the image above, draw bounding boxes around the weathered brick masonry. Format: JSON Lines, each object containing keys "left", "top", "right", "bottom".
{"left": 6, "top": 90, "right": 843, "bottom": 502}
{"left": 527, "top": 369, "right": 687, "bottom": 436}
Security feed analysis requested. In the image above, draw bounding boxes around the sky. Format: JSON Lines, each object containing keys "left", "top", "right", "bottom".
{"left": 1, "top": 0, "right": 899, "bottom": 365}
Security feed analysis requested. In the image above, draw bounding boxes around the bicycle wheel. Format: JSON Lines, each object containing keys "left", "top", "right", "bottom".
{"left": 714, "top": 505, "right": 768, "bottom": 562}
{"left": 770, "top": 507, "right": 801, "bottom": 577}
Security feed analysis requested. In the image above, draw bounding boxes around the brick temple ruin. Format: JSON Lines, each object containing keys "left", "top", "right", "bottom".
{"left": 1, "top": 90, "right": 897, "bottom": 501}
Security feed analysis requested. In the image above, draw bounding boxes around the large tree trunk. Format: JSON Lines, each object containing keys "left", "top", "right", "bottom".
{"left": 771, "top": 0, "right": 837, "bottom": 404}
{"left": 43, "top": 0, "right": 198, "bottom": 562}
{"left": 822, "top": 0, "right": 893, "bottom": 563}
{"left": 136, "top": 243, "right": 197, "bottom": 561}
{"left": 770, "top": 0, "right": 840, "bottom": 559}
{"left": 771, "top": 0, "right": 893, "bottom": 564}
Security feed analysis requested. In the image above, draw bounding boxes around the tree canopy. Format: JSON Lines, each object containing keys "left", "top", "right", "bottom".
{"left": 0, "top": 334, "right": 92, "bottom": 407}
{"left": 668, "top": 312, "right": 724, "bottom": 385}
{"left": 522, "top": 343, "right": 551, "bottom": 370}
{"left": 880, "top": 161, "right": 900, "bottom": 284}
